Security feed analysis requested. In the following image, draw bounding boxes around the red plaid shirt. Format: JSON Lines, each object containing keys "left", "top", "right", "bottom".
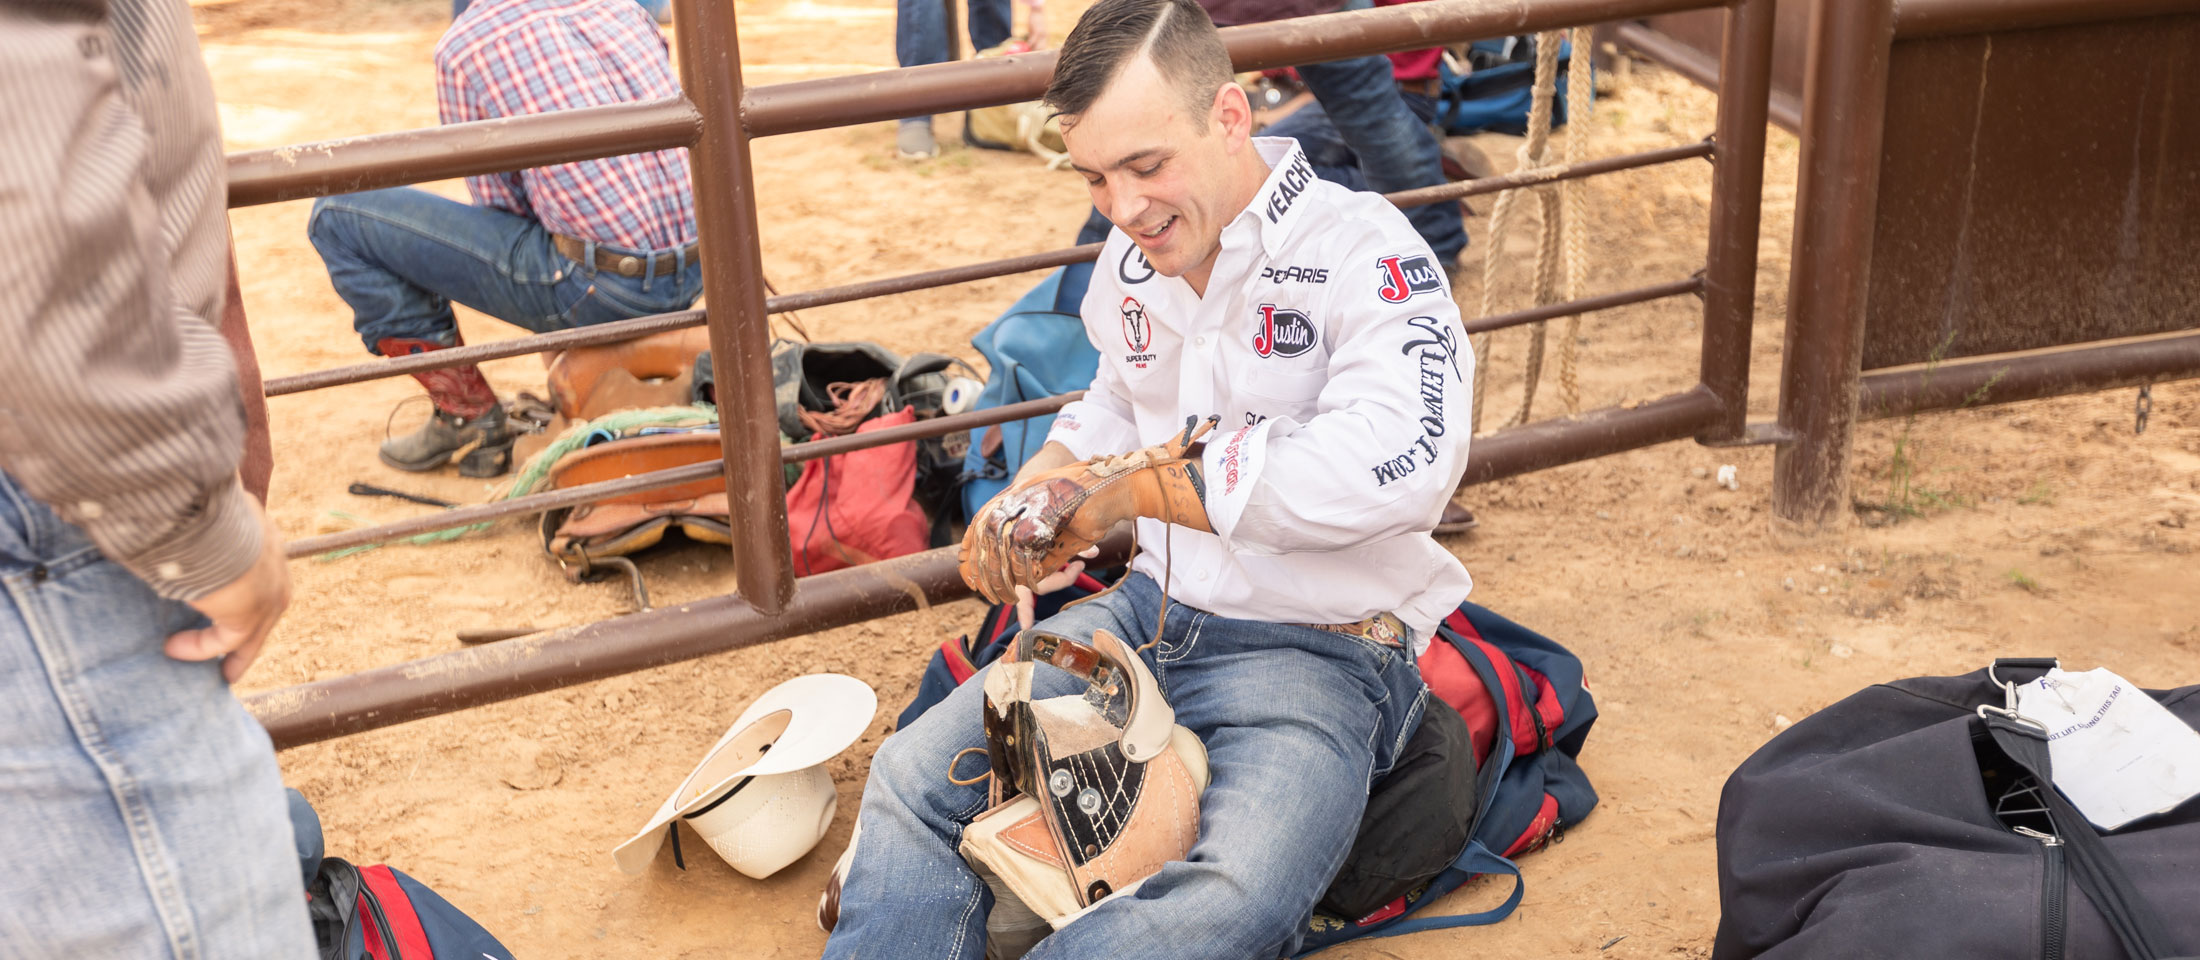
{"left": 436, "top": 0, "right": 696, "bottom": 252}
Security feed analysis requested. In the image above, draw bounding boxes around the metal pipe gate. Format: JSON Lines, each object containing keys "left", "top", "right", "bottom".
{"left": 236, "top": 0, "right": 1780, "bottom": 749}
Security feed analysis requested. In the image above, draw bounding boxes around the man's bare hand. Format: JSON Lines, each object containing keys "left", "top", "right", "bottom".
{"left": 1015, "top": 545, "right": 1099, "bottom": 631}
{"left": 164, "top": 498, "right": 291, "bottom": 683}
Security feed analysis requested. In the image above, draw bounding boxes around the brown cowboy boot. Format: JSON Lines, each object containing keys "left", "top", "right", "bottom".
{"left": 376, "top": 336, "right": 512, "bottom": 478}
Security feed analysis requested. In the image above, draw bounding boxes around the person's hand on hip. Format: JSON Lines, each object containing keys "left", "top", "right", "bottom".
{"left": 165, "top": 497, "right": 293, "bottom": 683}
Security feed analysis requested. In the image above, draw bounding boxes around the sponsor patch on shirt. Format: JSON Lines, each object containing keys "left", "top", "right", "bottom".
{"left": 1263, "top": 151, "right": 1317, "bottom": 224}
{"left": 1371, "top": 315, "right": 1464, "bottom": 487}
{"left": 1260, "top": 265, "right": 1330, "bottom": 284}
{"left": 1376, "top": 254, "right": 1444, "bottom": 303}
{"left": 1251, "top": 304, "right": 1316, "bottom": 359}
{"left": 1120, "top": 297, "right": 1156, "bottom": 368}
{"left": 1119, "top": 244, "right": 1155, "bottom": 284}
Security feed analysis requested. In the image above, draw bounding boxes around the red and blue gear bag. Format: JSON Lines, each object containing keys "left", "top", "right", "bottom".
{"left": 1295, "top": 600, "right": 1598, "bottom": 954}
{"left": 290, "top": 790, "right": 515, "bottom": 960}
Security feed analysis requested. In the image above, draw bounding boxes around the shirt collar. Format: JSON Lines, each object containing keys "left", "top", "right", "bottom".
{"left": 1231, "top": 137, "right": 1319, "bottom": 259}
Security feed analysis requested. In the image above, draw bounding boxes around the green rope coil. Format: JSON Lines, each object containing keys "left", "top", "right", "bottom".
{"left": 317, "top": 404, "right": 720, "bottom": 560}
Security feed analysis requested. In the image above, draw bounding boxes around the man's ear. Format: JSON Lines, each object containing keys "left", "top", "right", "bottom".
{"left": 1209, "top": 80, "right": 1254, "bottom": 148}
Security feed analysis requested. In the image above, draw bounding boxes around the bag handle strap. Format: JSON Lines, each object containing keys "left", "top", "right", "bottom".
{"left": 1983, "top": 712, "right": 2182, "bottom": 959}
{"left": 1360, "top": 841, "right": 1524, "bottom": 939}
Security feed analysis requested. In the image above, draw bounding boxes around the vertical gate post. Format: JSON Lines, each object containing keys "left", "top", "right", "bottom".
{"left": 672, "top": 3, "right": 799, "bottom": 612}
{"left": 1771, "top": 0, "right": 1894, "bottom": 524}
{"left": 1695, "top": 0, "right": 1778, "bottom": 442}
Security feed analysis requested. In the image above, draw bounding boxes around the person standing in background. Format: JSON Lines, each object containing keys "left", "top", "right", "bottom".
{"left": 895, "top": 0, "right": 1047, "bottom": 158}
{"left": 0, "top": 0, "right": 316, "bottom": 955}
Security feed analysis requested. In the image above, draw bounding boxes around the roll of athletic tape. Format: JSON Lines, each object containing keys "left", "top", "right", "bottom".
{"left": 942, "top": 378, "right": 984, "bottom": 416}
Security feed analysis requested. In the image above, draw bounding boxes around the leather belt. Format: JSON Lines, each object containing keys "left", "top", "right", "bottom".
{"left": 1304, "top": 611, "right": 1409, "bottom": 648}
{"left": 551, "top": 234, "right": 697, "bottom": 278}
{"left": 1397, "top": 77, "right": 1441, "bottom": 98}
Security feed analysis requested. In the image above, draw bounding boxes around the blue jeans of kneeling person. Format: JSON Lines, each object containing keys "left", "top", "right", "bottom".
{"left": 0, "top": 472, "right": 315, "bottom": 958}
{"left": 824, "top": 572, "right": 1428, "bottom": 960}
{"left": 308, "top": 187, "right": 703, "bottom": 355}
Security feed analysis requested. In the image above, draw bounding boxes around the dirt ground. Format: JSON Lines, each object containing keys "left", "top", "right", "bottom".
{"left": 193, "top": 0, "right": 2200, "bottom": 955}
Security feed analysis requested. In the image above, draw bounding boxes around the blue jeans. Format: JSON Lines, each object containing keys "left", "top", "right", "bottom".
{"left": 0, "top": 473, "right": 313, "bottom": 958}
{"left": 308, "top": 187, "right": 704, "bottom": 354}
{"left": 896, "top": 0, "right": 1012, "bottom": 125}
{"left": 1292, "top": 56, "right": 1466, "bottom": 266}
{"left": 824, "top": 573, "right": 1428, "bottom": 960}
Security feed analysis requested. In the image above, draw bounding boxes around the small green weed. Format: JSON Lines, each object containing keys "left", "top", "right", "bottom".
{"left": 2004, "top": 568, "right": 2042, "bottom": 593}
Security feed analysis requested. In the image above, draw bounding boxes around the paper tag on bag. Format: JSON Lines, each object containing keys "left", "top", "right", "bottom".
{"left": 2011, "top": 667, "right": 2200, "bottom": 831}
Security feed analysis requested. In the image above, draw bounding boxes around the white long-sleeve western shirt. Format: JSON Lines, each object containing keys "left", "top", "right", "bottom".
{"left": 1048, "top": 138, "right": 1475, "bottom": 652}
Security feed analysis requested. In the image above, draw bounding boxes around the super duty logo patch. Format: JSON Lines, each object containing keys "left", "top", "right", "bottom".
{"left": 1120, "top": 297, "right": 1156, "bottom": 368}
{"left": 1376, "top": 254, "right": 1443, "bottom": 303}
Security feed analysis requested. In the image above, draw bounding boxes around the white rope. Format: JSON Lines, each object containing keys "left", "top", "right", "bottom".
{"left": 1558, "top": 24, "right": 1594, "bottom": 414}
{"left": 1473, "top": 30, "right": 1597, "bottom": 433}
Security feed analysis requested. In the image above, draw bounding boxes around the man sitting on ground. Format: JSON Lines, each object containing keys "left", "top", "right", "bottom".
{"left": 822, "top": 0, "right": 1474, "bottom": 955}
{"left": 308, "top": 0, "right": 702, "bottom": 477}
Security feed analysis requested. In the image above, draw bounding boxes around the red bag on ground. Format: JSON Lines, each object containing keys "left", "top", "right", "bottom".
{"left": 786, "top": 407, "right": 930, "bottom": 575}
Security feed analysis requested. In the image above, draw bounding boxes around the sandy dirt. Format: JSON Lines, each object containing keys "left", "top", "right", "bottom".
{"left": 190, "top": 0, "right": 2200, "bottom": 955}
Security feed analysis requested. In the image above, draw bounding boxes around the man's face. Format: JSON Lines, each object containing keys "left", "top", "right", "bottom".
{"left": 1061, "top": 56, "right": 1239, "bottom": 282}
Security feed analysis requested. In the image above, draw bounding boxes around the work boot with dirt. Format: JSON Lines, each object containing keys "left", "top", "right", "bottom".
{"left": 376, "top": 336, "right": 513, "bottom": 478}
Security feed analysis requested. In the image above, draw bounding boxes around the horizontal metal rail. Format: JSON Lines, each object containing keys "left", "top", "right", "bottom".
{"left": 1386, "top": 140, "right": 1714, "bottom": 208}
{"left": 264, "top": 142, "right": 1711, "bottom": 394}
{"left": 1894, "top": 0, "right": 2200, "bottom": 38}
{"left": 228, "top": 99, "right": 701, "bottom": 208}
{"left": 283, "top": 392, "right": 1082, "bottom": 558}
{"left": 264, "top": 244, "right": 1102, "bottom": 396}
{"left": 250, "top": 386, "right": 1727, "bottom": 749}
{"left": 1858, "top": 331, "right": 2200, "bottom": 422}
{"left": 1463, "top": 274, "right": 1704, "bottom": 336}
{"left": 1463, "top": 385, "right": 1723, "bottom": 484}
{"left": 225, "top": 0, "right": 1725, "bottom": 206}
{"left": 250, "top": 541, "right": 1009, "bottom": 749}
{"left": 277, "top": 269, "right": 1705, "bottom": 557}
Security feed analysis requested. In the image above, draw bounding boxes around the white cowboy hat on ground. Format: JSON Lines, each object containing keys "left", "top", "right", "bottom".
{"left": 613, "top": 673, "right": 877, "bottom": 878}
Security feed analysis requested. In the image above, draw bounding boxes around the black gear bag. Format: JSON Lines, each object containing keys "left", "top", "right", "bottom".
{"left": 1713, "top": 659, "right": 2200, "bottom": 959}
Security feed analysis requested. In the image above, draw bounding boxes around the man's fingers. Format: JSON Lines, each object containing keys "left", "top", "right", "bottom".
{"left": 1015, "top": 585, "right": 1037, "bottom": 631}
{"left": 222, "top": 629, "right": 269, "bottom": 684}
{"left": 164, "top": 625, "right": 229, "bottom": 663}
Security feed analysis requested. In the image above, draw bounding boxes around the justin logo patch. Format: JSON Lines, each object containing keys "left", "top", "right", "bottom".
{"left": 1252, "top": 304, "right": 1316, "bottom": 359}
{"left": 1376, "top": 255, "right": 1444, "bottom": 303}
{"left": 1121, "top": 297, "right": 1156, "bottom": 368}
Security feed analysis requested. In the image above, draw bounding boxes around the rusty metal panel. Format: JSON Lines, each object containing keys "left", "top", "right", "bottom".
{"left": 1862, "top": 15, "right": 2200, "bottom": 369}
{"left": 1632, "top": 0, "right": 1809, "bottom": 131}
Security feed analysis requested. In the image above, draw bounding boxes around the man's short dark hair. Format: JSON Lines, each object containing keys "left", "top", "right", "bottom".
{"left": 1043, "top": 0, "right": 1233, "bottom": 121}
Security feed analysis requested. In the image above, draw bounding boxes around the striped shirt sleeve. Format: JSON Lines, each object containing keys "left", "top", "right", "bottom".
{"left": 0, "top": 0, "right": 261, "bottom": 601}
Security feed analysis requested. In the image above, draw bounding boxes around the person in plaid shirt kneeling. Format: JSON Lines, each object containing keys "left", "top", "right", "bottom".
{"left": 308, "top": 0, "right": 701, "bottom": 478}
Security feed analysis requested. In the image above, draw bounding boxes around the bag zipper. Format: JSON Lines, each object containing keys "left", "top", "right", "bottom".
{"left": 359, "top": 882, "right": 406, "bottom": 960}
{"left": 2016, "top": 825, "right": 2066, "bottom": 960}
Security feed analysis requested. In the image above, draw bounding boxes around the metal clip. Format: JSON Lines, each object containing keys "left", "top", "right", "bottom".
{"left": 2136, "top": 383, "right": 2152, "bottom": 435}
{"left": 1977, "top": 703, "right": 2050, "bottom": 736}
{"left": 2013, "top": 825, "right": 2062, "bottom": 845}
